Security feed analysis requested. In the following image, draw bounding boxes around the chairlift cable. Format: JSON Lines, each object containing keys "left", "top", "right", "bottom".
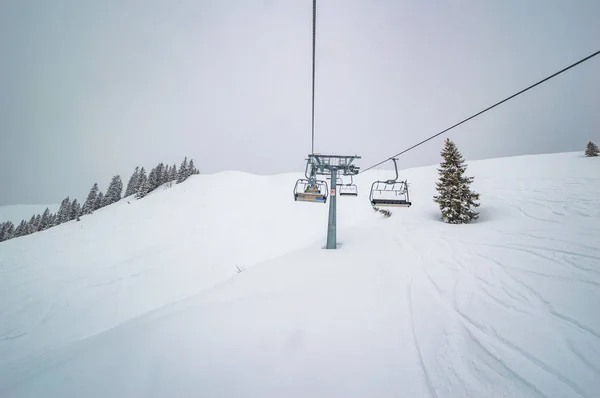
{"left": 359, "top": 48, "right": 600, "bottom": 174}
{"left": 311, "top": 0, "right": 317, "bottom": 155}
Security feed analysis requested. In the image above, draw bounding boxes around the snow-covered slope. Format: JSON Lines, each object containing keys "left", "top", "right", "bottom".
{"left": 1, "top": 152, "right": 599, "bottom": 397}
{"left": 0, "top": 204, "right": 58, "bottom": 224}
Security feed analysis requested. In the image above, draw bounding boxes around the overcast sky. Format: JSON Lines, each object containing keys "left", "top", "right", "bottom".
{"left": 1, "top": 0, "right": 599, "bottom": 205}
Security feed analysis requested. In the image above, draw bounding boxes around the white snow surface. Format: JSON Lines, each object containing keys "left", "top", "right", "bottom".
{"left": 0, "top": 204, "right": 58, "bottom": 224}
{"left": 1, "top": 151, "right": 599, "bottom": 397}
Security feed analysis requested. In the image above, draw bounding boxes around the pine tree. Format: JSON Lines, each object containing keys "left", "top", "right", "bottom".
{"left": 14, "top": 219, "right": 27, "bottom": 237}
{"left": 95, "top": 191, "right": 105, "bottom": 210}
{"left": 585, "top": 141, "right": 599, "bottom": 157}
{"left": 33, "top": 214, "right": 41, "bottom": 231}
{"left": 177, "top": 157, "right": 188, "bottom": 183}
{"left": 26, "top": 215, "right": 36, "bottom": 235}
{"left": 136, "top": 171, "right": 152, "bottom": 199}
{"left": 40, "top": 208, "right": 51, "bottom": 230}
{"left": 433, "top": 138, "right": 481, "bottom": 224}
{"left": 49, "top": 213, "right": 57, "bottom": 227}
{"left": 155, "top": 163, "right": 165, "bottom": 187}
{"left": 104, "top": 175, "right": 123, "bottom": 205}
{"left": 0, "top": 222, "right": 12, "bottom": 242}
{"left": 83, "top": 183, "right": 99, "bottom": 214}
{"left": 125, "top": 167, "right": 140, "bottom": 197}
{"left": 169, "top": 164, "right": 177, "bottom": 182}
{"left": 57, "top": 197, "right": 72, "bottom": 224}
{"left": 70, "top": 199, "right": 81, "bottom": 221}
{"left": 135, "top": 168, "right": 148, "bottom": 198}
{"left": 160, "top": 163, "right": 169, "bottom": 185}
{"left": 5, "top": 222, "right": 15, "bottom": 240}
{"left": 187, "top": 159, "right": 197, "bottom": 178}
{"left": 148, "top": 165, "right": 160, "bottom": 191}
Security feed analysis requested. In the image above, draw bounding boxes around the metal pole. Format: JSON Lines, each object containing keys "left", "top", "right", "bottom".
{"left": 326, "top": 168, "right": 337, "bottom": 249}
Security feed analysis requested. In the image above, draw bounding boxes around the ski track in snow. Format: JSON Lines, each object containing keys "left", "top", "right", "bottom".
{"left": 0, "top": 152, "right": 599, "bottom": 397}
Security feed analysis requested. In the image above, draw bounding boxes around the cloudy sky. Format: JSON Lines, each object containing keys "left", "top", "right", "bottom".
{"left": 1, "top": 0, "right": 599, "bottom": 205}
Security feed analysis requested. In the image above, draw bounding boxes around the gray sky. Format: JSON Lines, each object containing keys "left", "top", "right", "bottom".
{"left": 1, "top": 0, "right": 599, "bottom": 205}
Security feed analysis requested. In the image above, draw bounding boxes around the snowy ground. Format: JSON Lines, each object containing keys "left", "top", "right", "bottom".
{"left": 0, "top": 152, "right": 599, "bottom": 397}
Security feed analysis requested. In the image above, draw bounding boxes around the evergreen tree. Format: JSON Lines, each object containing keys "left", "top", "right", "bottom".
{"left": 26, "top": 215, "right": 36, "bottom": 235}
{"left": 5, "top": 222, "right": 15, "bottom": 240}
{"left": 169, "top": 164, "right": 177, "bottom": 182}
{"left": 135, "top": 168, "right": 148, "bottom": 198}
{"left": 40, "top": 208, "right": 51, "bottom": 230}
{"left": 585, "top": 141, "right": 599, "bottom": 157}
{"left": 104, "top": 175, "right": 123, "bottom": 205}
{"left": 95, "top": 191, "right": 105, "bottom": 210}
{"left": 155, "top": 163, "right": 165, "bottom": 187}
{"left": 57, "top": 197, "right": 72, "bottom": 224}
{"left": 148, "top": 165, "right": 160, "bottom": 191}
{"left": 49, "top": 213, "right": 57, "bottom": 227}
{"left": 433, "top": 138, "right": 481, "bottom": 224}
{"left": 0, "top": 222, "right": 12, "bottom": 242}
{"left": 14, "top": 219, "right": 26, "bottom": 236}
{"left": 187, "top": 159, "right": 197, "bottom": 179}
{"left": 70, "top": 199, "right": 81, "bottom": 221}
{"left": 177, "top": 157, "right": 188, "bottom": 183}
{"left": 125, "top": 167, "right": 140, "bottom": 197}
{"left": 160, "top": 164, "right": 168, "bottom": 185}
{"left": 136, "top": 172, "right": 152, "bottom": 199}
{"left": 83, "top": 183, "right": 99, "bottom": 214}
{"left": 33, "top": 214, "right": 42, "bottom": 231}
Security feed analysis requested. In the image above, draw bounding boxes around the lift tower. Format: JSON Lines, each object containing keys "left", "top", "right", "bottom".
{"left": 307, "top": 154, "right": 361, "bottom": 249}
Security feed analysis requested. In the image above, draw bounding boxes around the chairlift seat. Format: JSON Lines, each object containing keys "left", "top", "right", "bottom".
{"left": 371, "top": 199, "right": 411, "bottom": 207}
{"left": 296, "top": 192, "right": 327, "bottom": 202}
{"left": 339, "top": 186, "right": 358, "bottom": 196}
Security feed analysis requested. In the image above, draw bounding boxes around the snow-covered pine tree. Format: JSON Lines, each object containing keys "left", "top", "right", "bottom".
{"left": 169, "top": 164, "right": 177, "bottom": 182}
{"left": 136, "top": 171, "right": 152, "bottom": 199}
{"left": 25, "top": 215, "right": 36, "bottom": 235}
{"left": 58, "top": 197, "right": 72, "bottom": 224}
{"left": 135, "top": 168, "right": 147, "bottom": 198}
{"left": 177, "top": 157, "right": 188, "bottom": 183}
{"left": 82, "top": 183, "right": 99, "bottom": 214}
{"left": 0, "top": 222, "right": 12, "bottom": 241}
{"left": 104, "top": 175, "right": 123, "bottom": 205}
{"left": 14, "top": 219, "right": 27, "bottom": 237}
{"left": 124, "top": 167, "right": 140, "bottom": 197}
{"left": 34, "top": 214, "right": 41, "bottom": 231}
{"left": 187, "top": 159, "right": 197, "bottom": 178}
{"left": 585, "top": 141, "right": 599, "bottom": 157}
{"left": 40, "top": 207, "right": 51, "bottom": 230}
{"left": 160, "top": 163, "right": 169, "bottom": 185}
{"left": 70, "top": 199, "right": 81, "bottom": 221}
{"left": 95, "top": 191, "right": 104, "bottom": 210}
{"left": 433, "top": 138, "right": 481, "bottom": 224}
{"left": 146, "top": 167, "right": 157, "bottom": 191}
{"left": 156, "top": 163, "right": 165, "bottom": 186}
{"left": 4, "top": 222, "right": 15, "bottom": 240}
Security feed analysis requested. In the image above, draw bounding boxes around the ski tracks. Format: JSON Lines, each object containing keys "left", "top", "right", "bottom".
{"left": 396, "top": 227, "right": 600, "bottom": 397}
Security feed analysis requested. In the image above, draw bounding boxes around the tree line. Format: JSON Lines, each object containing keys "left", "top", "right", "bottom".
{"left": 0, "top": 157, "right": 199, "bottom": 243}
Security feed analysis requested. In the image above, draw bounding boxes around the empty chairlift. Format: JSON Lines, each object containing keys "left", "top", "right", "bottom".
{"left": 369, "top": 158, "right": 412, "bottom": 207}
{"left": 339, "top": 175, "right": 358, "bottom": 197}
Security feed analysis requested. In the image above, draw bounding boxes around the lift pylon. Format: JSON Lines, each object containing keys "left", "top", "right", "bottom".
{"left": 305, "top": 154, "right": 361, "bottom": 249}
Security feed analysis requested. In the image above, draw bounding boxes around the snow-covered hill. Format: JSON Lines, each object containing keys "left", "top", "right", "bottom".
{"left": 1, "top": 152, "right": 599, "bottom": 397}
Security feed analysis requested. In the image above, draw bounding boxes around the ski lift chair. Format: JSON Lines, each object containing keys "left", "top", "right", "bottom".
{"left": 294, "top": 178, "right": 328, "bottom": 203}
{"left": 369, "top": 158, "right": 411, "bottom": 207}
{"left": 339, "top": 175, "right": 358, "bottom": 196}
